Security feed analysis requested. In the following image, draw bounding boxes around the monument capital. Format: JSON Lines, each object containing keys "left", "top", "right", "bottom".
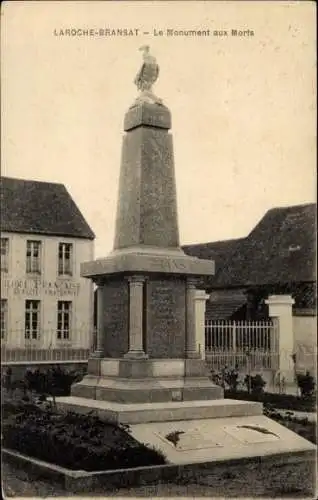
{"left": 125, "top": 275, "right": 147, "bottom": 285}
{"left": 124, "top": 100, "right": 171, "bottom": 131}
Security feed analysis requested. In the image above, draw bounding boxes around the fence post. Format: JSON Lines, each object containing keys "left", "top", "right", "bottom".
{"left": 232, "top": 321, "right": 236, "bottom": 353}
{"left": 265, "top": 295, "right": 295, "bottom": 385}
{"left": 194, "top": 290, "right": 210, "bottom": 360}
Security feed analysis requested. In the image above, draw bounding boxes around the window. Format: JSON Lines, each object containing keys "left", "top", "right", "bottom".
{"left": 26, "top": 241, "right": 41, "bottom": 274}
{"left": 1, "top": 299, "right": 8, "bottom": 339}
{"left": 57, "top": 301, "right": 72, "bottom": 340}
{"left": 25, "top": 300, "right": 40, "bottom": 340}
{"left": 1, "top": 238, "right": 9, "bottom": 272}
{"left": 58, "top": 243, "right": 73, "bottom": 275}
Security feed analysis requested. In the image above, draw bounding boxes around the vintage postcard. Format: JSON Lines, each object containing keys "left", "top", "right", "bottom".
{"left": 1, "top": 1, "right": 316, "bottom": 498}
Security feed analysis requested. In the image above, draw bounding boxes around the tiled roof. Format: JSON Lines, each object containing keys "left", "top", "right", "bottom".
{"left": 183, "top": 237, "right": 243, "bottom": 285}
{"left": 206, "top": 289, "right": 247, "bottom": 320}
{"left": 183, "top": 203, "right": 316, "bottom": 288}
{"left": 1, "top": 176, "right": 95, "bottom": 240}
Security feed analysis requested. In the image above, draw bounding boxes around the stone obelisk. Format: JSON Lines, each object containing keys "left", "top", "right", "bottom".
{"left": 71, "top": 46, "right": 223, "bottom": 405}
{"left": 57, "top": 50, "right": 315, "bottom": 470}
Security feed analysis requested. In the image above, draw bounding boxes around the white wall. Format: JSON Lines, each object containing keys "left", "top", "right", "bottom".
{"left": 1, "top": 231, "right": 94, "bottom": 349}
{"left": 293, "top": 313, "right": 317, "bottom": 375}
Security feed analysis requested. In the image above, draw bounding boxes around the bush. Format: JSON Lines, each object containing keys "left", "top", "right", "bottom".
{"left": 210, "top": 366, "right": 241, "bottom": 391}
{"left": 24, "top": 367, "right": 83, "bottom": 397}
{"left": 224, "top": 367, "right": 240, "bottom": 392}
{"left": 225, "top": 390, "right": 316, "bottom": 411}
{"left": 210, "top": 369, "right": 223, "bottom": 386}
{"left": 296, "top": 372, "right": 315, "bottom": 400}
{"left": 244, "top": 374, "right": 266, "bottom": 396}
{"left": 2, "top": 407, "right": 166, "bottom": 471}
{"left": 2, "top": 399, "right": 44, "bottom": 420}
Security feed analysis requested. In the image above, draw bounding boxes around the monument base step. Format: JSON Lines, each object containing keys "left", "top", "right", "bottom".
{"left": 54, "top": 397, "right": 262, "bottom": 424}
{"left": 71, "top": 374, "right": 223, "bottom": 403}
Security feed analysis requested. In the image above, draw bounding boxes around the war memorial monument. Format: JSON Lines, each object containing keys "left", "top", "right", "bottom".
{"left": 56, "top": 47, "right": 315, "bottom": 465}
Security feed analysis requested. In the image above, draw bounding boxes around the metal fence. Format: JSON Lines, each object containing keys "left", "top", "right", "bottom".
{"left": 1, "top": 347, "right": 91, "bottom": 364}
{"left": 1, "top": 329, "right": 95, "bottom": 364}
{"left": 205, "top": 319, "right": 279, "bottom": 371}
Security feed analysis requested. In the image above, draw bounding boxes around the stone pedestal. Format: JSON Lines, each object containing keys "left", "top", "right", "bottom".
{"left": 69, "top": 100, "right": 223, "bottom": 405}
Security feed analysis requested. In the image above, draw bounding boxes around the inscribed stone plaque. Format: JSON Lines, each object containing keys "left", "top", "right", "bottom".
{"left": 103, "top": 280, "right": 129, "bottom": 357}
{"left": 145, "top": 277, "right": 186, "bottom": 358}
{"left": 156, "top": 428, "right": 223, "bottom": 451}
{"left": 224, "top": 424, "right": 280, "bottom": 444}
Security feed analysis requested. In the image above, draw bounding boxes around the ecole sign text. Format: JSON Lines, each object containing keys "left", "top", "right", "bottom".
{"left": 3, "top": 278, "right": 80, "bottom": 297}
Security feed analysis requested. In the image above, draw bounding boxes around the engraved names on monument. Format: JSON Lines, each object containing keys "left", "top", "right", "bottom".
{"left": 146, "top": 278, "right": 186, "bottom": 358}
{"left": 154, "top": 285, "right": 176, "bottom": 319}
{"left": 103, "top": 280, "right": 129, "bottom": 357}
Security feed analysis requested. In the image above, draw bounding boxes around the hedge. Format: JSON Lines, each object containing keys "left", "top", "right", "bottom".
{"left": 224, "top": 390, "right": 316, "bottom": 412}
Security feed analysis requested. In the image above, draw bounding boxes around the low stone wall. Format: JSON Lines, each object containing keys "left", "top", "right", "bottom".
{"left": 3, "top": 447, "right": 316, "bottom": 495}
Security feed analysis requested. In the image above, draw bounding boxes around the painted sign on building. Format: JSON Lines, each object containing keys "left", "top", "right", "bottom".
{"left": 3, "top": 278, "right": 80, "bottom": 297}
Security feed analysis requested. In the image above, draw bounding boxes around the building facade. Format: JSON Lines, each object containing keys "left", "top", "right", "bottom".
{"left": 183, "top": 202, "right": 317, "bottom": 376}
{"left": 183, "top": 202, "right": 316, "bottom": 320}
{"left": 1, "top": 177, "right": 95, "bottom": 363}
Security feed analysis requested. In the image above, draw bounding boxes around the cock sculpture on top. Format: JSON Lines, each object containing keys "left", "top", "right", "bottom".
{"left": 133, "top": 45, "right": 163, "bottom": 105}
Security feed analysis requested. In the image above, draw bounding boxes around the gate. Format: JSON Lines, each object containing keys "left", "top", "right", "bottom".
{"left": 205, "top": 319, "right": 279, "bottom": 371}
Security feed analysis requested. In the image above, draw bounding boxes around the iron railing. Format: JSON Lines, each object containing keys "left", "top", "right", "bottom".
{"left": 1, "top": 328, "right": 96, "bottom": 364}
{"left": 205, "top": 319, "right": 279, "bottom": 370}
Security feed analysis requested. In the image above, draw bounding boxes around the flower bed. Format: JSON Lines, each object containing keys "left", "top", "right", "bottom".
{"left": 2, "top": 402, "right": 166, "bottom": 472}
{"left": 225, "top": 390, "right": 316, "bottom": 412}
{"left": 263, "top": 404, "right": 316, "bottom": 445}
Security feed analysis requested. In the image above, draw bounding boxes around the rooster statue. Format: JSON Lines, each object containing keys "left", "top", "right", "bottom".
{"left": 133, "top": 46, "right": 162, "bottom": 105}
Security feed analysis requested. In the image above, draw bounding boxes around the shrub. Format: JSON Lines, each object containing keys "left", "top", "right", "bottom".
{"left": 210, "top": 366, "right": 241, "bottom": 391}
{"left": 244, "top": 374, "right": 266, "bottom": 396}
{"left": 2, "top": 398, "right": 44, "bottom": 420}
{"left": 296, "top": 372, "right": 315, "bottom": 400}
{"left": 2, "top": 407, "right": 167, "bottom": 471}
{"left": 210, "top": 369, "right": 223, "bottom": 386}
{"left": 225, "top": 390, "right": 316, "bottom": 412}
{"left": 223, "top": 367, "right": 240, "bottom": 392}
{"left": 2, "top": 367, "right": 13, "bottom": 390}
{"left": 24, "top": 367, "right": 83, "bottom": 397}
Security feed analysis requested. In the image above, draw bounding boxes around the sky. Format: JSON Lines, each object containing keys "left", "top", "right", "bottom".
{"left": 2, "top": 1, "right": 316, "bottom": 258}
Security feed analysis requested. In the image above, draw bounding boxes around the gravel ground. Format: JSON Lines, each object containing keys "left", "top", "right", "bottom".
{"left": 2, "top": 457, "right": 316, "bottom": 498}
